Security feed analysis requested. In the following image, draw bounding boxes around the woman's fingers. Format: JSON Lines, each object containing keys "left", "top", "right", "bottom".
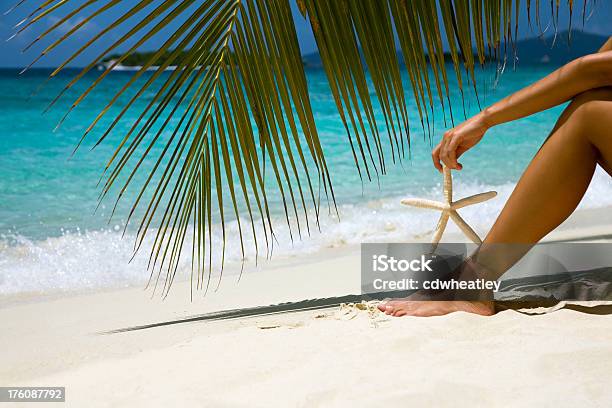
{"left": 433, "top": 132, "right": 468, "bottom": 172}
{"left": 439, "top": 141, "right": 454, "bottom": 170}
{"left": 441, "top": 136, "right": 462, "bottom": 170}
{"left": 434, "top": 114, "right": 489, "bottom": 171}
{"left": 447, "top": 138, "right": 463, "bottom": 170}
{"left": 432, "top": 144, "right": 443, "bottom": 172}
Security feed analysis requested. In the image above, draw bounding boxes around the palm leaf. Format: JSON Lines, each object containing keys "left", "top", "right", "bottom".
{"left": 11, "top": 0, "right": 581, "bottom": 297}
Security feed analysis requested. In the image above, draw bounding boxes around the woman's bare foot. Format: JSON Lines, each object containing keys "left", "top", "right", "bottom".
{"left": 377, "top": 299, "right": 495, "bottom": 317}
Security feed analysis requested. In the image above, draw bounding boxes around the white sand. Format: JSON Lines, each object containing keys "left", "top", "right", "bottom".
{"left": 2, "top": 207, "right": 612, "bottom": 407}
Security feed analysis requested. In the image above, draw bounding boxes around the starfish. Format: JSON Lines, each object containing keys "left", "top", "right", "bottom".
{"left": 401, "top": 166, "right": 497, "bottom": 247}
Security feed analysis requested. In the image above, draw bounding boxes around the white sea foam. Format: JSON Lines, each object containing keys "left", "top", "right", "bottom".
{"left": 1, "top": 168, "right": 611, "bottom": 295}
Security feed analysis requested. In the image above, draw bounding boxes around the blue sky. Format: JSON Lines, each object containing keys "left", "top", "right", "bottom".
{"left": 0, "top": 0, "right": 610, "bottom": 68}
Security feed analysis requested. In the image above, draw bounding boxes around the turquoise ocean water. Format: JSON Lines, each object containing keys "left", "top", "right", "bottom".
{"left": 1, "top": 66, "right": 611, "bottom": 294}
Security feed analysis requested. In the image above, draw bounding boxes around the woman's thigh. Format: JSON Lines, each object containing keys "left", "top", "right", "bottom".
{"left": 483, "top": 87, "right": 611, "bottom": 244}
{"left": 561, "top": 87, "right": 612, "bottom": 175}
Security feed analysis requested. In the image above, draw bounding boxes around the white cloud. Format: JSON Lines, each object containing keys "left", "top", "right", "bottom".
{"left": 47, "top": 15, "right": 99, "bottom": 36}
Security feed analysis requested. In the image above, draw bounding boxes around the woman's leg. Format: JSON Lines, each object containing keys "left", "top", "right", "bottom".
{"left": 379, "top": 87, "right": 612, "bottom": 316}
{"left": 471, "top": 87, "right": 612, "bottom": 279}
{"left": 484, "top": 87, "right": 612, "bottom": 246}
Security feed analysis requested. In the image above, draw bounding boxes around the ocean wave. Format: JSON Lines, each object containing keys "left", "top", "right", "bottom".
{"left": 1, "top": 168, "right": 611, "bottom": 295}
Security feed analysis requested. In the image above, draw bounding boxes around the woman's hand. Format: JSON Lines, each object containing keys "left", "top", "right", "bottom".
{"left": 432, "top": 113, "right": 490, "bottom": 172}
{"left": 431, "top": 44, "right": 612, "bottom": 173}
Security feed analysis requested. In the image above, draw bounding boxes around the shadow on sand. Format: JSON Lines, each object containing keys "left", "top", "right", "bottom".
{"left": 104, "top": 290, "right": 612, "bottom": 335}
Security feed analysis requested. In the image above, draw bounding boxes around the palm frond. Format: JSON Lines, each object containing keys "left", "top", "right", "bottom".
{"left": 11, "top": 0, "right": 581, "bottom": 297}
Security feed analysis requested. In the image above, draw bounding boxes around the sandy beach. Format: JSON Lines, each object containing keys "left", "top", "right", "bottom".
{"left": 2, "top": 206, "right": 612, "bottom": 407}
{"left": 2, "top": 0, "right": 612, "bottom": 405}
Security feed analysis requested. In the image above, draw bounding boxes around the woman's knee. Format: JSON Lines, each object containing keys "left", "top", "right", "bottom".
{"left": 563, "top": 87, "right": 612, "bottom": 133}
{"left": 572, "top": 87, "right": 612, "bottom": 105}
{"left": 567, "top": 88, "right": 612, "bottom": 171}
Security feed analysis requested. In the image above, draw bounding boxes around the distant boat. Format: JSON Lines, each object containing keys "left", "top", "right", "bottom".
{"left": 97, "top": 59, "right": 178, "bottom": 72}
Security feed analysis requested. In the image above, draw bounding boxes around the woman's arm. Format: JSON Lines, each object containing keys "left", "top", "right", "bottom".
{"left": 481, "top": 50, "right": 612, "bottom": 128}
{"left": 433, "top": 37, "right": 612, "bottom": 171}
{"left": 599, "top": 37, "right": 612, "bottom": 52}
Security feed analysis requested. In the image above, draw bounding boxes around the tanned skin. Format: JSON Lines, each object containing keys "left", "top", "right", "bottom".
{"left": 379, "top": 37, "right": 612, "bottom": 317}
